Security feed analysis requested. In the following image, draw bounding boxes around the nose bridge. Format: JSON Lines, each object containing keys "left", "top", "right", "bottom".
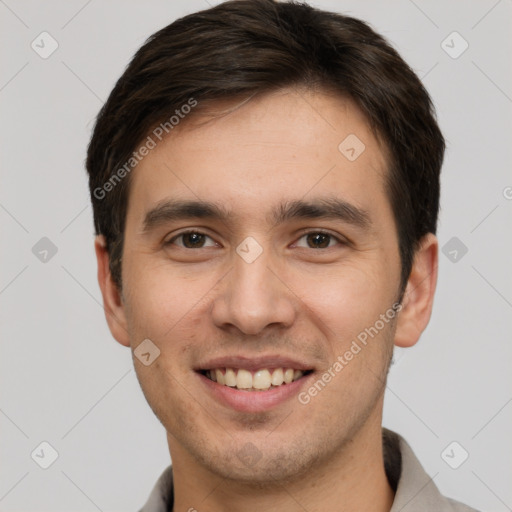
{"left": 234, "top": 257, "right": 269, "bottom": 303}
{"left": 211, "top": 240, "right": 296, "bottom": 334}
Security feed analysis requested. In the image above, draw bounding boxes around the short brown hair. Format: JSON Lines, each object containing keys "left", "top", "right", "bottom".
{"left": 86, "top": 0, "right": 445, "bottom": 293}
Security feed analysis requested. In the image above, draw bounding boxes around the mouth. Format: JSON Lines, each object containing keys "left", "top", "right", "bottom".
{"left": 195, "top": 355, "right": 316, "bottom": 412}
{"left": 199, "top": 367, "right": 313, "bottom": 392}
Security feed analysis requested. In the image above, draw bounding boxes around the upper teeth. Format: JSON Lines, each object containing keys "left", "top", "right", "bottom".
{"left": 207, "top": 368, "right": 305, "bottom": 390}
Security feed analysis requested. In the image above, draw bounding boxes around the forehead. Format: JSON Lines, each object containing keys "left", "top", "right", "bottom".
{"left": 127, "top": 89, "right": 390, "bottom": 225}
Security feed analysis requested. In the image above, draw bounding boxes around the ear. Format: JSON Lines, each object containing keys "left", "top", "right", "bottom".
{"left": 94, "top": 235, "right": 130, "bottom": 347}
{"left": 394, "top": 233, "right": 438, "bottom": 348}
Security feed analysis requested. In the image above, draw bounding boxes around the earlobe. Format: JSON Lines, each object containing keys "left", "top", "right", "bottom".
{"left": 394, "top": 233, "right": 438, "bottom": 348}
{"left": 94, "top": 235, "right": 131, "bottom": 347}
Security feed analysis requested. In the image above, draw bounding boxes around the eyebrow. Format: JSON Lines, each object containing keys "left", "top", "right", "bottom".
{"left": 270, "top": 198, "right": 371, "bottom": 230}
{"left": 142, "top": 197, "right": 371, "bottom": 233}
{"left": 142, "top": 200, "right": 231, "bottom": 232}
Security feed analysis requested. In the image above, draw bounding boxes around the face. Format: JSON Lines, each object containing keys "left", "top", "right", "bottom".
{"left": 111, "top": 89, "right": 405, "bottom": 483}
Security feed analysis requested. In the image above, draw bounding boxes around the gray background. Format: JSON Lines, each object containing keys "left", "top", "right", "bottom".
{"left": 1, "top": 0, "right": 511, "bottom": 510}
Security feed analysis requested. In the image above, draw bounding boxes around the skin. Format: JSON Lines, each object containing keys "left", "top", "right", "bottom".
{"left": 96, "top": 87, "right": 438, "bottom": 512}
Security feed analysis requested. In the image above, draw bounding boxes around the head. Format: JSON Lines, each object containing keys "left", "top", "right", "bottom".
{"left": 88, "top": 0, "right": 443, "bottom": 485}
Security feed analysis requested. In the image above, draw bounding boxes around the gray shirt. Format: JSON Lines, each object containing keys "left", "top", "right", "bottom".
{"left": 139, "top": 428, "right": 479, "bottom": 511}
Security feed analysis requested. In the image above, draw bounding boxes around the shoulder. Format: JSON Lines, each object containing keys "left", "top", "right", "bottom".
{"left": 138, "top": 465, "right": 174, "bottom": 512}
{"left": 446, "top": 497, "right": 481, "bottom": 511}
{"left": 383, "top": 429, "right": 481, "bottom": 512}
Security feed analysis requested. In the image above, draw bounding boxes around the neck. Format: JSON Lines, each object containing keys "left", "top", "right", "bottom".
{"left": 169, "top": 419, "right": 394, "bottom": 512}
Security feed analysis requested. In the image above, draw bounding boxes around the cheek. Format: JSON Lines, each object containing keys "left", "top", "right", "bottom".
{"left": 299, "top": 263, "right": 397, "bottom": 399}
{"left": 123, "top": 262, "right": 209, "bottom": 419}
{"left": 288, "top": 260, "right": 394, "bottom": 339}
{"left": 123, "top": 255, "right": 216, "bottom": 337}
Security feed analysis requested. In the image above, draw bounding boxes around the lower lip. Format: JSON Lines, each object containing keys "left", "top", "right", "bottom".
{"left": 197, "top": 372, "right": 314, "bottom": 413}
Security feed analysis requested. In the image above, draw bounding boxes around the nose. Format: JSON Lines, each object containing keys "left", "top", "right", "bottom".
{"left": 211, "top": 247, "right": 297, "bottom": 336}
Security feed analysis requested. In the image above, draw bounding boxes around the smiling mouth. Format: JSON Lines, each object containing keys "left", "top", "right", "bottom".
{"left": 199, "top": 367, "right": 313, "bottom": 391}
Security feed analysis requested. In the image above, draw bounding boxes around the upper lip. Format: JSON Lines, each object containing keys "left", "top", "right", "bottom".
{"left": 195, "top": 355, "right": 314, "bottom": 372}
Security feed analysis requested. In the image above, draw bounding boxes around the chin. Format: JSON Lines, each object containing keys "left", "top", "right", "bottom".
{"left": 198, "top": 441, "right": 325, "bottom": 487}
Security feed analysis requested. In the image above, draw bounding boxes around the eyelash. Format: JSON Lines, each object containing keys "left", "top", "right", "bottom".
{"left": 165, "top": 229, "right": 345, "bottom": 249}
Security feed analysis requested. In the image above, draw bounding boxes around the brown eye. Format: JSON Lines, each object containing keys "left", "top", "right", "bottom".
{"left": 167, "top": 231, "right": 217, "bottom": 248}
{"left": 295, "top": 231, "right": 341, "bottom": 249}
{"left": 182, "top": 232, "right": 206, "bottom": 248}
{"left": 306, "top": 232, "right": 331, "bottom": 248}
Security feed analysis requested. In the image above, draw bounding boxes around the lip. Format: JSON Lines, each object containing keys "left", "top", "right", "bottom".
{"left": 197, "top": 370, "right": 315, "bottom": 413}
{"left": 194, "top": 354, "right": 314, "bottom": 372}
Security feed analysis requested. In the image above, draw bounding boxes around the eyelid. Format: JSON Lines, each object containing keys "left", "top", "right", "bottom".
{"left": 164, "top": 228, "right": 348, "bottom": 249}
{"left": 291, "top": 229, "right": 347, "bottom": 248}
{"left": 165, "top": 229, "right": 219, "bottom": 248}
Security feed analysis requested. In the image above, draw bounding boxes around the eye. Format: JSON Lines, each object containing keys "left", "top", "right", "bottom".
{"left": 166, "top": 231, "right": 218, "bottom": 249}
{"left": 294, "top": 231, "right": 343, "bottom": 249}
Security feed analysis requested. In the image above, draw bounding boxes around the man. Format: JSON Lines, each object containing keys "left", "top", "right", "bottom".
{"left": 86, "top": 1, "right": 479, "bottom": 510}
